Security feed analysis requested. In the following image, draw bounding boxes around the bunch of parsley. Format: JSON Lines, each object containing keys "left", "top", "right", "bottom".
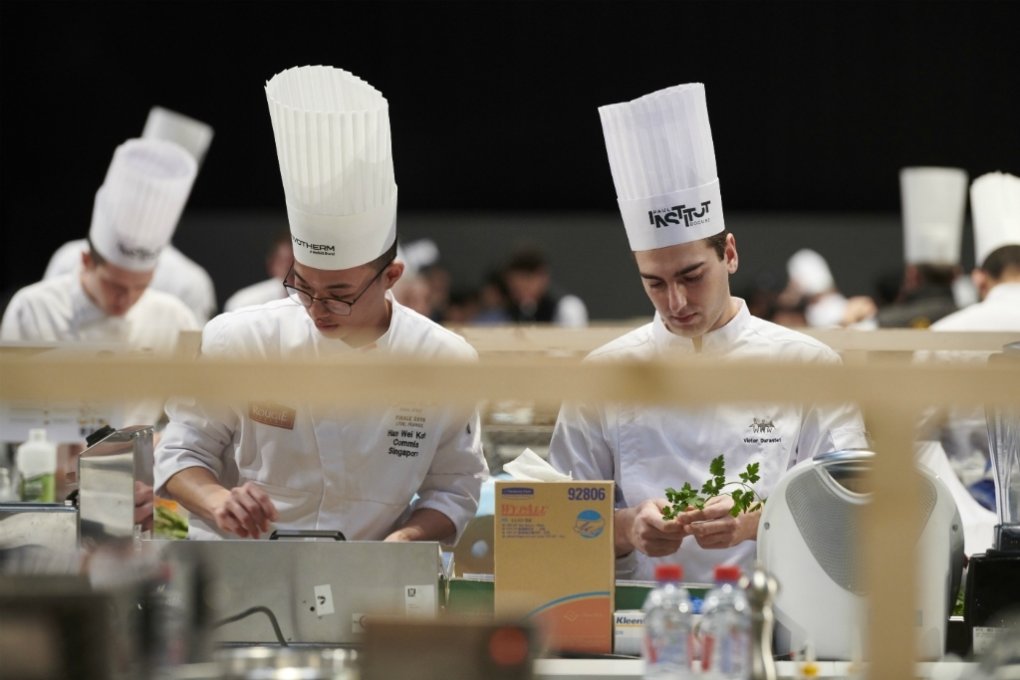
{"left": 661, "top": 455, "right": 765, "bottom": 519}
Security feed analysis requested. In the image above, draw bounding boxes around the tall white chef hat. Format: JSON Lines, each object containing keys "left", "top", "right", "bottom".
{"left": 88, "top": 138, "right": 198, "bottom": 272}
{"left": 598, "top": 83, "right": 724, "bottom": 252}
{"left": 265, "top": 65, "right": 397, "bottom": 270}
{"left": 899, "top": 167, "right": 968, "bottom": 266}
{"left": 142, "top": 106, "right": 214, "bottom": 166}
{"left": 787, "top": 249, "right": 835, "bottom": 296}
{"left": 970, "top": 172, "right": 1020, "bottom": 266}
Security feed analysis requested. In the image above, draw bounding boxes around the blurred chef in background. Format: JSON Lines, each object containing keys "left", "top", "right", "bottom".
{"left": 918, "top": 171, "right": 1020, "bottom": 521}
{"left": 877, "top": 167, "right": 967, "bottom": 328}
{"left": 1, "top": 138, "right": 201, "bottom": 518}
{"left": 44, "top": 107, "right": 219, "bottom": 323}
{"left": 783, "top": 248, "right": 876, "bottom": 328}
{"left": 1, "top": 138, "right": 199, "bottom": 351}
{"left": 155, "top": 65, "right": 487, "bottom": 543}
{"left": 223, "top": 230, "right": 293, "bottom": 312}
{"left": 548, "top": 83, "right": 868, "bottom": 582}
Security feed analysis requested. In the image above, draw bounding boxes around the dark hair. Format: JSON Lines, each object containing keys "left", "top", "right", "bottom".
{"left": 706, "top": 231, "right": 728, "bottom": 260}
{"left": 915, "top": 263, "right": 958, "bottom": 288}
{"left": 506, "top": 247, "right": 548, "bottom": 274}
{"left": 981, "top": 244, "right": 1020, "bottom": 279}
{"left": 368, "top": 238, "right": 399, "bottom": 270}
{"left": 630, "top": 231, "right": 730, "bottom": 263}
{"left": 85, "top": 237, "right": 106, "bottom": 267}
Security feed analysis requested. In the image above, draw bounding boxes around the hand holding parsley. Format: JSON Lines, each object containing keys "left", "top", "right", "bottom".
{"left": 661, "top": 455, "right": 765, "bottom": 520}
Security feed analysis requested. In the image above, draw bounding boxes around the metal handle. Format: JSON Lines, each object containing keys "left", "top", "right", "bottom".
{"left": 268, "top": 529, "right": 346, "bottom": 541}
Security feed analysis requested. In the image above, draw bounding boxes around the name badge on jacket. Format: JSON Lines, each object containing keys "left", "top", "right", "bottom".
{"left": 249, "top": 401, "right": 296, "bottom": 430}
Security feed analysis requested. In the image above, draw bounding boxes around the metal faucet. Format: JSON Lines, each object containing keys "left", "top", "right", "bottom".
{"left": 742, "top": 563, "right": 779, "bottom": 680}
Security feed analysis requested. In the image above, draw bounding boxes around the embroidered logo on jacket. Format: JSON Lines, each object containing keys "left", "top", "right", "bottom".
{"left": 249, "top": 402, "right": 296, "bottom": 430}
{"left": 743, "top": 417, "right": 781, "bottom": 444}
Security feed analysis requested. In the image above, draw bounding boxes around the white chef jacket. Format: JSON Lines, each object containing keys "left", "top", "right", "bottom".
{"left": 154, "top": 294, "right": 489, "bottom": 541}
{"left": 45, "top": 239, "right": 218, "bottom": 323}
{"left": 1, "top": 273, "right": 199, "bottom": 349}
{"left": 548, "top": 299, "right": 868, "bottom": 582}
{"left": 916, "top": 282, "right": 1020, "bottom": 497}
{"left": 224, "top": 277, "right": 286, "bottom": 312}
{"left": 0, "top": 273, "right": 200, "bottom": 427}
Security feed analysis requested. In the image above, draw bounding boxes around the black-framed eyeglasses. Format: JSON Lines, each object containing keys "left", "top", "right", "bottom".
{"left": 282, "top": 258, "right": 394, "bottom": 316}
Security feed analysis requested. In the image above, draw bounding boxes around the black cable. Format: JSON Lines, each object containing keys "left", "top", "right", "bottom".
{"left": 213, "top": 606, "right": 289, "bottom": 647}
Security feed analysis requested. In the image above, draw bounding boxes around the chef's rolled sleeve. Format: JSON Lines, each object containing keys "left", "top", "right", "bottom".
{"left": 154, "top": 397, "right": 239, "bottom": 495}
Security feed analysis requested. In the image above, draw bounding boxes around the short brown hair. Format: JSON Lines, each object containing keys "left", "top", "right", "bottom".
{"left": 706, "top": 231, "right": 728, "bottom": 260}
{"left": 982, "top": 244, "right": 1020, "bottom": 278}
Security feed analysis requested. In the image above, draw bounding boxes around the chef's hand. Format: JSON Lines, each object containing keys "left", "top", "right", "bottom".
{"left": 614, "top": 499, "right": 685, "bottom": 558}
{"left": 133, "top": 480, "right": 154, "bottom": 532}
{"left": 678, "top": 495, "right": 759, "bottom": 549}
{"left": 208, "top": 482, "right": 279, "bottom": 539}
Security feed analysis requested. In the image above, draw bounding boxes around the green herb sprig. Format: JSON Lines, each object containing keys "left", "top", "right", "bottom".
{"left": 661, "top": 455, "right": 765, "bottom": 519}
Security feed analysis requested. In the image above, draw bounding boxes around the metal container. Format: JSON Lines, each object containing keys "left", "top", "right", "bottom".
{"left": 0, "top": 502, "right": 78, "bottom": 574}
{"left": 78, "top": 425, "right": 153, "bottom": 546}
{"left": 160, "top": 540, "right": 445, "bottom": 645}
{"left": 216, "top": 646, "right": 358, "bottom": 680}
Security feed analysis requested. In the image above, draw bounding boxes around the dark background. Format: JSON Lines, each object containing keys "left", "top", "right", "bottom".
{"left": 2, "top": 0, "right": 1019, "bottom": 319}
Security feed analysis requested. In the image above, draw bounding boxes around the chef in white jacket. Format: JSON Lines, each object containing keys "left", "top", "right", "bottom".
{"left": 916, "top": 171, "right": 1020, "bottom": 530}
{"left": 548, "top": 83, "right": 868, "bottom": 582}
{"left": 1, "top": 137, "right": 200, "bottom": 352}
{"left": 43, "top": 107, "right": 219, "bottom": 323}
{"left": 154, "top": 65, "right": 488, "bottom": 543}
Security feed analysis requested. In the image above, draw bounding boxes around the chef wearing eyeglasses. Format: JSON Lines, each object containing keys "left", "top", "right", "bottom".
{"left": 154, "top": 65, "right": 488, "bottom": 542}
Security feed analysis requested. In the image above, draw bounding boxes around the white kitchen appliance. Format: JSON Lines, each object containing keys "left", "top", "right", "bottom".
{"left": 757, "top": 449, "right": 963, "bottom": 660}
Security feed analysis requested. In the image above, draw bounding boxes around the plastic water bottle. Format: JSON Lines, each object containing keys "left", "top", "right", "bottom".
{"left": 16, "top": 429, "right": 57, "bottom": 502}
{"left": 700, "top": 565, "right": 751, "bottom": 679}
{"left": 643, "top": 563, "right": 694, "bottom": 679}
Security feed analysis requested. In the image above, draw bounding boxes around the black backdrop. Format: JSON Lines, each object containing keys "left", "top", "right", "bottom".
{"left": 2, "top": 0, "right": 1019, "bottom": 316}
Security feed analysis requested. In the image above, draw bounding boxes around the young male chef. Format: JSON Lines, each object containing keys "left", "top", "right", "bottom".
{"left": 43, "top": 107, "right": 219, "bottom": 323}
{"left": 154, "top": 65, "right": 488, "bottom": 542}
{"left": 548, "top": 83, "right": 869, "bottom": 582}
{"left": 1, "top": 137, "right": 200, "bottom": 350}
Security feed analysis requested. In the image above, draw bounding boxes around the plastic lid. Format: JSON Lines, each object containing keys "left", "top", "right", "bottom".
{"left": 28, "top": 429, "right": 48, "bottom": 441}
{"left": 654, "top": 563, "right": 683, "bottom": 582}
{"left": 714, "top": 565, "right": 742, "bottom": 582}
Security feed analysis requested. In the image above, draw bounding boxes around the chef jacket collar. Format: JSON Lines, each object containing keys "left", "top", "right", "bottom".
{"left": 310, "top": 290, "right": 399, "bottom": 354}
{"left": 72, "top": 274, "right": 117, "bottom": 327}
{"left": 651, "top": 297, "right": 749, "bottom": 354}
{"left": 986, "top": 281, "right": 1020, "bottom": 302}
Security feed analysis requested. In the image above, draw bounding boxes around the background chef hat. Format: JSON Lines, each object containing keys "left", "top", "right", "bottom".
{"left": 265, "top": 65, "right": 397, "bottom": 270}
{"left": 598, "top": 82, "right": 724, "bottom": 252}
{"left": 88, "top": 138, "right": 198, "bottom": 272}
{"left": 899, "top": 166, "right": 968, "bottom": 265}
{"left": 142, "top": 106, "right": 214, "bottom": 167}
{"left": 787, "top": 249, "right": 835, "bottom": 296}
{"left": 396, "top": 238, "right": 440, "bottom": 277}
{"left": 970, "top": 171, "right": 1020, "bottom": 266}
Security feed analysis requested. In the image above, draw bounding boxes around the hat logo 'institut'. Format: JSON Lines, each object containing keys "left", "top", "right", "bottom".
{"left": 648, "top": 200, "right": 712, "bottom": 229}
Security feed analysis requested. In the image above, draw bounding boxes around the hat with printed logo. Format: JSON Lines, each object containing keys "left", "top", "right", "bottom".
{"left": 598, "top": 83, "right": 724, "bottom": 252}
{"left": 970, "top": 172, "right": 1020, "bottom": 266}
{"left": 899, "top": 167, "right": 968, "bottom": 266}
{"left": 88, "top": 138, "right": 198, "bottom": 272}
{"left": 142, "top": 106, "right": 214, "bottom": 167}
{"left": 265, "top": 65, "right": 397, "bottom": 270}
